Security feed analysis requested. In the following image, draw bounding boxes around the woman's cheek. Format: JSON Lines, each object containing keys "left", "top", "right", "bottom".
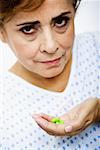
{"left": 58, "top": 22, "right": 75, "bottom": 50}
{"left": 58, "top": 34, "right": 74, "bottom": 51}
{"left": 12, "top": 41, "right": 38, "bottom": 59}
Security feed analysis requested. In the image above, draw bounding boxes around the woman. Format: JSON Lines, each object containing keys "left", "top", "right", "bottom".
{"left": 0, "top": 0, "right": 100, "bottom": 149}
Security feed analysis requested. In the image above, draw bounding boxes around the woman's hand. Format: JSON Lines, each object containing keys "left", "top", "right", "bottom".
{"left": 32, "top": 98, "right": 100, "bottom": 136}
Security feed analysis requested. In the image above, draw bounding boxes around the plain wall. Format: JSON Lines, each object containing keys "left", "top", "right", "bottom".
{"left": 0, "top": 0, "right": 100, "bottom": 71}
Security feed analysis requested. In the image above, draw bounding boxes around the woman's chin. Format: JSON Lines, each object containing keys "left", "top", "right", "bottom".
{"left": 41, "top": 66, "right": 65, "bottom": 78}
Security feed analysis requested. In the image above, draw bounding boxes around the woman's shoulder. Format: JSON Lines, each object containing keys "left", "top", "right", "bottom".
{"left": 0, "top": 71, "right": 53, "bottom": 95}
{"left": 0, "top": 71, "right": 33, "bottom": 92}
{"left": 73, "top": 31, "right": 99, "bottom": 75}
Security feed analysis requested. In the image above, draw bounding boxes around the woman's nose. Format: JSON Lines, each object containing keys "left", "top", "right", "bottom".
{"left": 40, "top": 26, "right": 58, "bottom": 54}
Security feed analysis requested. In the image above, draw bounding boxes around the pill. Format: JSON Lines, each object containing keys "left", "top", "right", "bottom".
{"left": 51, "top": 117, "right": 60, "bottom": 123}
{"left": 51, "top": 118, "right": 64, "bottom": 124}
{"left": 58, "top": 120, "right": 64, "bottom": 124}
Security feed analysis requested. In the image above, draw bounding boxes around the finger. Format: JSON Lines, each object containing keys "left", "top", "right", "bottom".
{"left": 64, "top": 117, "right": 92, "bottom": 135}
{"left": 38, "top": 113, "right": 54, "bottom": 121}
{"left": 64, "top": 119, "right": 90, "bottom": 136}
{"left": 33, "top": 113, "right": 54, "bottom": 121}
{"left": 65, "top": 125, "right": 86, "bottom": 136}
{"left": 47, "top": 123, "right": 87, "bottom": 136}
{"left": 33, "top": 116, "right": 89, "bottom": 136}
{"left": 63, "top": 104, "right": 91, "bottom": 133}
{"left": 33, "top": 116, "right": 67, "bottom": 136}
{"left": 70, "top": 119, "right": 92, "bottom": 136}
{"left": 35, "top": 122, "right": 56, "bottom": 136}
{"left": 64, "top": 116, "right": 86, "bottom": 133}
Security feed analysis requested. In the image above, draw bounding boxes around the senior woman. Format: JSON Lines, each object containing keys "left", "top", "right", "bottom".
{"left": 0, "top": 0, "right": 100, "bottom": 149}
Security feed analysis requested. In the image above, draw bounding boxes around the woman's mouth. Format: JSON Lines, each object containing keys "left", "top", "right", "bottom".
{"left": 41, "top": 56, "right": 62, "bottom": 66}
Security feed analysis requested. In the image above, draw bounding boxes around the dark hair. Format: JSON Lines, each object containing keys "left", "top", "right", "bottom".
{"left": 73, "top": 0, "right": 81, "bottom": 11}
{"left": 0, "top": 0, "right": 81, "bottom": 28}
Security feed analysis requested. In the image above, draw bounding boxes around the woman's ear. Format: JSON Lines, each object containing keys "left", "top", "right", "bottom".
{"left": 0, "top": 29, "right": 7, "bottom": 43}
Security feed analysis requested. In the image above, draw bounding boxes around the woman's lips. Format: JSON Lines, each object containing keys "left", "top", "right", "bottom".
{"left": 41, "top": 56, "right": 62, "bottom": 66}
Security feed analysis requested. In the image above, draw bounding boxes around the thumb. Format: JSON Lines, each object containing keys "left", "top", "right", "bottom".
{"left": 64, "top": 116, "right": 85, "bottom": 133}
{"left": 64, "top": 125, "right": 73, "bottom": 132}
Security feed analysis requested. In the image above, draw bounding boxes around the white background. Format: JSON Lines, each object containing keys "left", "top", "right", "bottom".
{"left": 0, "top": 0, "right": 100, "bottom": 71}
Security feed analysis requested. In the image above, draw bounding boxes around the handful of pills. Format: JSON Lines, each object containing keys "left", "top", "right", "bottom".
{"left": 51, "top": 117, "right": 64, "bottom": 124}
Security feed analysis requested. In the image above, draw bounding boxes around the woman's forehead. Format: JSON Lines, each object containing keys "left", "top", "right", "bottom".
{"left": 11, "top": 0, "right": 74, "bottom": 24}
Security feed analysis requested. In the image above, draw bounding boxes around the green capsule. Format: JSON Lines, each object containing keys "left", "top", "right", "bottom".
{"left": 55, "top": 122, "right": 60, "bottom": 124}
{"left": 51, "top": 118, "right": 64, "bottom": 124}
{"left": 51, "top": 117, "right": 60, "bottom": 123}
{"left": 58, "top": 120, "right": 64, "bottom": 124}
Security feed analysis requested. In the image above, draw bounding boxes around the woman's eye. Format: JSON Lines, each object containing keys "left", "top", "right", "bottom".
{"left": 54, "top": 16, "right": 70, "bottom": 28}
{"left": 20, "top": 25, "right": 36, "bottom": 34}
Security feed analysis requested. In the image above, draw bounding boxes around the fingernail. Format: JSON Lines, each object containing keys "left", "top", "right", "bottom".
{"left": 65, "top": 125, "right": 73, "bottom": 132}
{"left": 32, "top": 114, "right": 39, "bottom": 119}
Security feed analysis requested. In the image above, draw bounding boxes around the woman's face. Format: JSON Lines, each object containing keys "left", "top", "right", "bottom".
{"left": 3, "top": 0, "right": 75, "bottom": 78}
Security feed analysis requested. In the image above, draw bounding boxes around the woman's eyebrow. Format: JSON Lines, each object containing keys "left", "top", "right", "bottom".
{"left": 52, "top": 11, "right": 71, "bottom": 21}
{"left": 16, "top": 11, "right": 71, "bottom": 26}
{"left": 16, "top": 21, "right": 40, "bottom": 26}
